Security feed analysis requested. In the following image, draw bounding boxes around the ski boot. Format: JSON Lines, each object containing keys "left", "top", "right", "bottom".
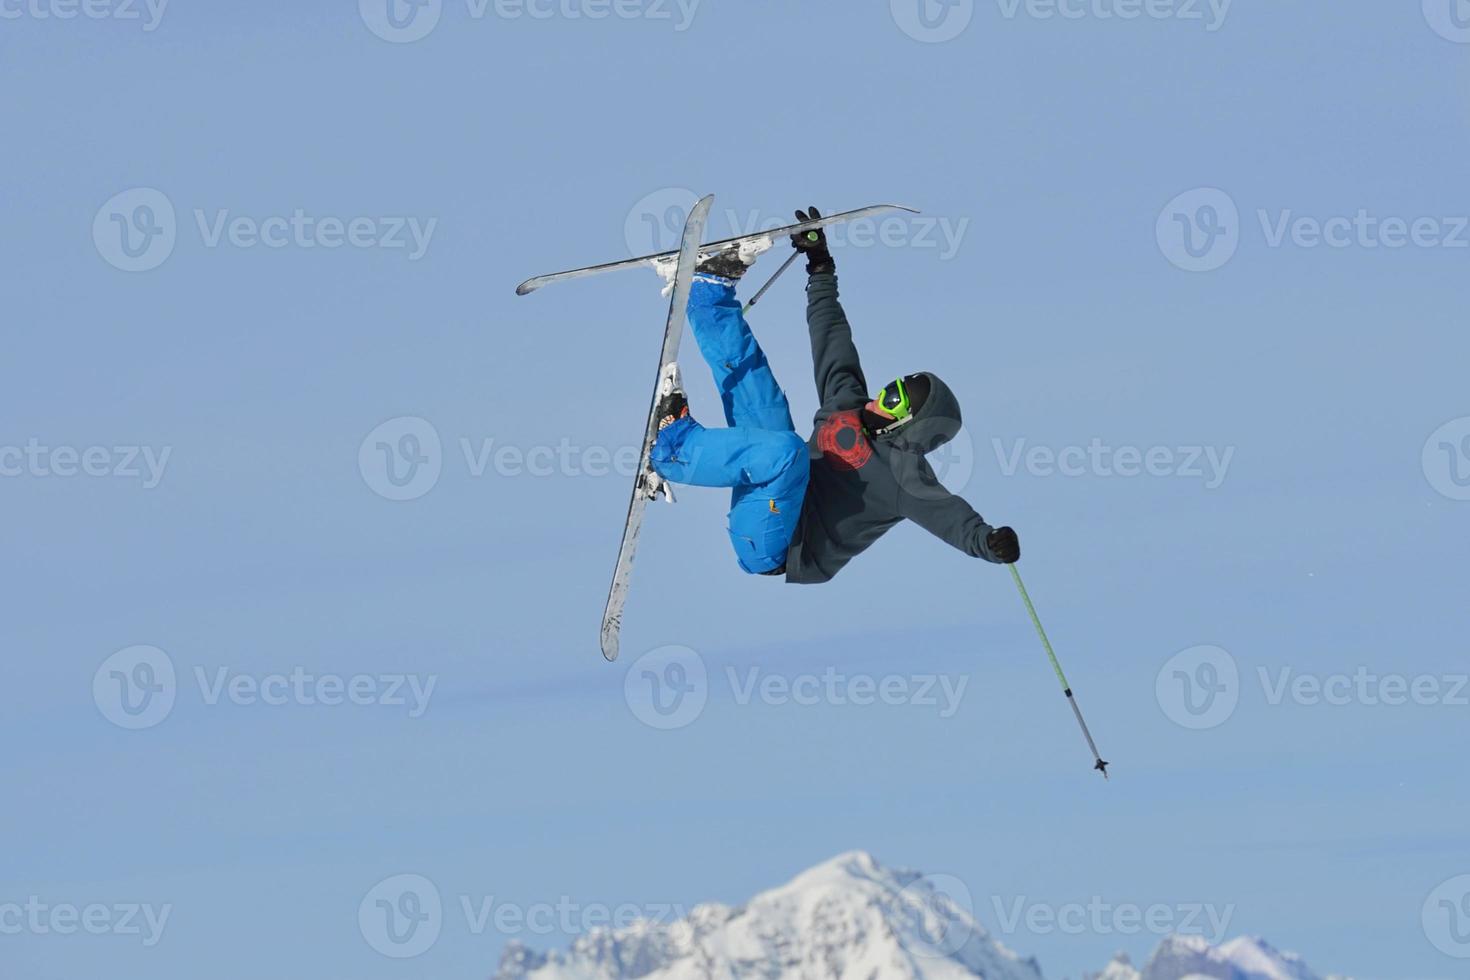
{"left": 652, "top": 235, "right": 773, "bottom": 294}
{"left": 643, "top": 361, "right": 689, "bottom": 503}
{"left": 654, "top": 362, "right": 690, "bottom": 432}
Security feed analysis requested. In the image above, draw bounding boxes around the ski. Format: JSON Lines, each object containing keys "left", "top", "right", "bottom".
{"left": 516, "top": 204, "right": 918, "bottom": 296}
{"left": 599, "top": 193, "right": 714, "bottom": 662}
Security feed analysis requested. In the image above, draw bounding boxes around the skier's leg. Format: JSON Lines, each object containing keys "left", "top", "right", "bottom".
{"left": 687, "top": 278, "right": 795, "bottom": 433}
{"left": 651, "top": 420, "right": 808, "bottom": 574}
{"left": 725, "top": 434, "right": 809, "bottom": 574}
{"left": 651, "top": 419, "right": 805, "bottom": 491}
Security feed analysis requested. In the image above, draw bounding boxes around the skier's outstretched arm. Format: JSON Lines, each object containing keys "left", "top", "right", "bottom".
{"left": 896, "top": 458, "right": 1021, "bottom": 564}
{"left": 792, "top": 208, "right": 868, "bottom": 412}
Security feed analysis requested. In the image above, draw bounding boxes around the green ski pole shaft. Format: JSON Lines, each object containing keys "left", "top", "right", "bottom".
{"left": 742, "top": 250, "right": 802, "bottom": 314}
{"left": 1009, "top": 564, "right": 1110, "bottom": 779}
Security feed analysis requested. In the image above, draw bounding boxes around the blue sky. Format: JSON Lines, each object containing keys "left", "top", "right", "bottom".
{"left": 4, "top": 2, "right": 1469, "bottom": 978}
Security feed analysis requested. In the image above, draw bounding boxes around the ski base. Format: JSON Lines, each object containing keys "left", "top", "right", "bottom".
{"left": 599, "top": 194, "right": 714, "bottom": 662}
{"left": 517, "top": 204, "right": 918, "bottom": 296}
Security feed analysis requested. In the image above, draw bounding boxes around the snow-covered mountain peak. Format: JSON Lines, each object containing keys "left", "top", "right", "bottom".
{"left": 492, "top": 854, "right": 1349, "bottom": 980}
{"left": 493, "top": 852, "right": 1043, "bottom": 980}
{"left": 1140, "top": 931, "right": 1340, "bottom": 980}
{"left": 1088, "top": 950, "right": 1141, "bottom": 980}
{"left": 777, "top": 849, "right": 894, "bottom": 891}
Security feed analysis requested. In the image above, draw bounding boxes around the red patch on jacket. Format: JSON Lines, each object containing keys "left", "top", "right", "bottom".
{"left": 816, "top": 410, "right": 873, "bottom": 471}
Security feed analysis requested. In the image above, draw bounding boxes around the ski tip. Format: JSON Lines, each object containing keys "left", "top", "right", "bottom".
{"left": 600, "top": 632, "right": 620, "bottom": 662}
{"left": 515, "top": 279, "right": 540, "bottom": 296}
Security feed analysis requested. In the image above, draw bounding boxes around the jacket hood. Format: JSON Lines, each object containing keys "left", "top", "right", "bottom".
{"left": 876, "top": 371, "right": 962, "bottom": 454}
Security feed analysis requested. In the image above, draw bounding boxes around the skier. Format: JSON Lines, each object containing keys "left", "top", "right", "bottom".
{"left": 650, "top": 208, "right": 1020, "bottom": 583}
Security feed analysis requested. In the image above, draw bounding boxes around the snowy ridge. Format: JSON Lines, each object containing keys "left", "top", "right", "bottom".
{"left": 494, "top": 852, "right": 1349, "bottom": 980}
{"left": 493, "top": 851, "right": 1043, "bottom": 980}
{"left": 1089, "top": 933, "right": 1351, "bottom": 980}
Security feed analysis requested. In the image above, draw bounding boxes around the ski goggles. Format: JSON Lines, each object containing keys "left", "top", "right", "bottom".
{"left": 875, "top": 377, "right": 915, "bottom": 420}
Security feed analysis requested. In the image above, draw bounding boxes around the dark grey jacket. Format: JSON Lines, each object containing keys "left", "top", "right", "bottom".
{"left": 785, "top": 272, "right": 1002, "bottom": 584}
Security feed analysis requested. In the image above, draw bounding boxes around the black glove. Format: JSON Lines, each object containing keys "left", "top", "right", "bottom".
{"left": 984, "top": 526, "right": 1020, "bottom": 564}
{"left": 790, "top": 206, "right": 835, "bottom": 275}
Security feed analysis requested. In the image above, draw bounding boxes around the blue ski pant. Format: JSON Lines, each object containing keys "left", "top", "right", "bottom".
{"left": 651, "top": 278, "right": 810, "bottom": 575}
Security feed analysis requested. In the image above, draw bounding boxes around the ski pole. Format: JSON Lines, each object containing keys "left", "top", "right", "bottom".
{"left": 742, "top": 249, "right": 802, "bottom": 314}
{"left": 1009, "top": 564, "right": 1110, "bottom": 779}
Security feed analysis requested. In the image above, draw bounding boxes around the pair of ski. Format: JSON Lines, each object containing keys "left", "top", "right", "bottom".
{"left": 516, "top": 200, "right": 918, "bottom": 661}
